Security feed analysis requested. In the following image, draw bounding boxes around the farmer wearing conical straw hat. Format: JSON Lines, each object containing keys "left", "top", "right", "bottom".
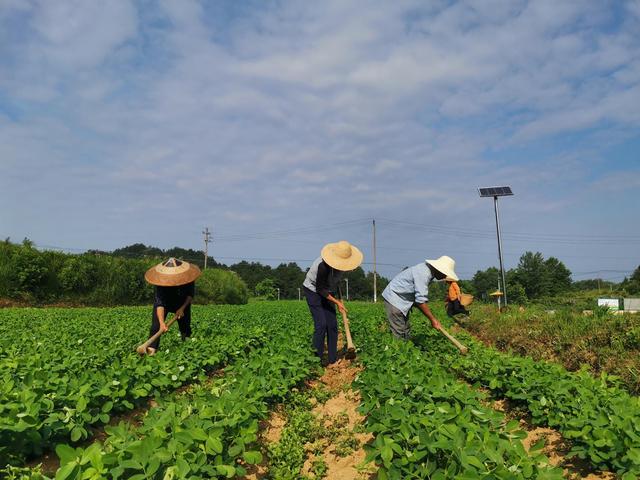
{"left": 382, "top": 256, "right": 458, "bottom": 340}
{"left": 303, "top": 241, "right": 363, "bottom": 366}
{"left": 143, "top": 258, "right": 201, "bottom": 355}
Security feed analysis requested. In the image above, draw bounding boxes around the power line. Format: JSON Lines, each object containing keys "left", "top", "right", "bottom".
{"left": 376, "top": 218, "right": 640, "bottom": 245}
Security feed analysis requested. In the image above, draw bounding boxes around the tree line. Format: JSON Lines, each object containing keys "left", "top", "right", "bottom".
{"left": 1, "top": 239, "right": 637, "bottom": 307}
{"left": 111, "top": 243, "right": 389, "bottom": 301}
{"left": 0, "top": 240, "right": 248, "bottom": 306}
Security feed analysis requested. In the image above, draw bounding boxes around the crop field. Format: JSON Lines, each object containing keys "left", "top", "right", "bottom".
{"left": 1, "top": 302, "right": 640, "bottom": 479}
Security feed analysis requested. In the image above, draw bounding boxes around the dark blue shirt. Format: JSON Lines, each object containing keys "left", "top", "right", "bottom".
{"left": 154, "top": 282, "right": 195, "bottom": 312}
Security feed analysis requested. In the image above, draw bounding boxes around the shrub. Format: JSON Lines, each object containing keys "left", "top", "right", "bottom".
{"left": 196, "top": 268, "right": 249, "bottom": 305}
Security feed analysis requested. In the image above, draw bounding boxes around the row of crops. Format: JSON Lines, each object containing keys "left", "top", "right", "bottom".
{"left": 2, "top": 302, "right": 640, "bottom": 478}
{"left": 348, "top": 303, "right": 640, "bottom": 479}
{"left": 411, "top": 319, "right": 640, "bottom": 476}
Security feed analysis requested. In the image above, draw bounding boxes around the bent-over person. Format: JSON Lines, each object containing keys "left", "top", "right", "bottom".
{"left": 382, "top": 256, "right": 459, "bottom": 340}
{"left": 143, "top": 258, "right": 201, "bottom": 355}
{"left": 303, "top": 241, "right": 363, "bottom": 366}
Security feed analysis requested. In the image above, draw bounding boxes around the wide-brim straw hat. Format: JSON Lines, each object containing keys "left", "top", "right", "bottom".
{"left": 321, "top": 240, "right": 363, "bottom": 272}
{"left": 426, "top": 255, "right": 459, "bottom": 281}
{"left": 145, "top": 257, "right": 202, "bottom": 286}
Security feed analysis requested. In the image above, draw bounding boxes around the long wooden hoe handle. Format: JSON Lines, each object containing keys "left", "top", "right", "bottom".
{"left": 136, "top": 316, "right": 178, "bottom": 355}
{"left": 340, "top": 311, "right": 356, "bottom": 352}
{"left": 438, "top": 325, "right": 468, "bottom": 355}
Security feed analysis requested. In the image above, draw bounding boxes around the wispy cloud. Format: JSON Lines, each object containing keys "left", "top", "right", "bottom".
{"left": 1, "top": 0, "right": 638, "bottom": 278}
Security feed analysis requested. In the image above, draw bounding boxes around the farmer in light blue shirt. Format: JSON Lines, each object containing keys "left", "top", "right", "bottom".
{"left": 382, "top": 256, "right": 459, "bottom": 340}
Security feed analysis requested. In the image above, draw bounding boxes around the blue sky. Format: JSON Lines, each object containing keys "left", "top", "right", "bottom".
{"left": 1, "top": 0, "right": 639, "bottom": 282}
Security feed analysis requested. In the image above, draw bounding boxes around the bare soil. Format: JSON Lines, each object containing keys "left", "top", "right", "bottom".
{"left": 301, "top": 357, "right": 376, "bottom": 480}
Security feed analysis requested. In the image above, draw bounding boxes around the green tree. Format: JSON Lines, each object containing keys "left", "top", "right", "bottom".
{"left": 272, "top": 263, "right": 305, "bottom": 299}
{"left": 196, "top": 269, "right": 248, "bottom": 304}
{"left": 513, "top": 252, "right": 551, "bottom": 300}
{"left": 506, "top": 281, "right": 527, "bottom": 304}
{"left": 471, "top": 267, "right": 500, "bottom": 301}
{"left": 622, "top": 266, "right": 640, "bottom": 295}
{"left": 255, "top": 278, "right": 278, "bottom": 300}
{"left": 59, "top": 255, "right": 98, "bottom": 293}
{"left": 544, "top": 256, "right": 572, "bottom": 293}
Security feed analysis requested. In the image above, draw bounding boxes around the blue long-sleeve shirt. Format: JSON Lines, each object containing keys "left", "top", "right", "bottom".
{"left": 382, "top": 262, "right": 433, "bottom": 315}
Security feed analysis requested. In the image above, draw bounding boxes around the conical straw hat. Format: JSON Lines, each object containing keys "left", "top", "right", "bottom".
{"left": 426, "top": 256, "right": 459, "bottom": 281}
{"left": 321, "top": 240, "right": 363, "bottom": 272}
{"left": 144, "top": 258, "right": 202, "bottom": 286}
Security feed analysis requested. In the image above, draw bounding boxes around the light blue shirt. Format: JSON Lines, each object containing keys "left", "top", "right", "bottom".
{"left": 382, "top": 262, "right": 433, "bottom": 315}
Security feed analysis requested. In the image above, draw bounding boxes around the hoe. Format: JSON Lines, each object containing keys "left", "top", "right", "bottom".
{"left": 136, "top": 316, "right": 177, "bottom": 356}
{"left": 340, "top": 311, "right": 357, "bottom": 359}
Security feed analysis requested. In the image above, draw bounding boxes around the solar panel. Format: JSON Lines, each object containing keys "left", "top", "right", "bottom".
{"left": 478, "top": 186, "right": 513, "bottom": 197}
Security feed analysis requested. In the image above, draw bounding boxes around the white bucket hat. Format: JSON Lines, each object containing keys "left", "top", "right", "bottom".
{"left": 426, "top": 256, "right": 459, "bottom": 281}
{"left": 321, "top": 240, "right": 363, "bottom": 271}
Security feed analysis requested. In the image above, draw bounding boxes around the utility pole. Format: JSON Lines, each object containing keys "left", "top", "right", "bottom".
{"left": 344, "top": 278, "right": 349, "bottom": 301}
{"left": 202, "top": 227, "right": 212, "bottom": 269}
{"left": 373, "top": 219, "right": 377, "bottom": 303}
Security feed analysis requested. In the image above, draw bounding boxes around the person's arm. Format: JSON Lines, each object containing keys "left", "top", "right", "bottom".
{"left": 413, "top": 265, "right": 440, "bottom": 329}
{"left": 176, "top": 296, "right": 192, "bottom": 319}
{"left": 326, "top": 293, "right": 347, "bottom": 315}
{"left": 154, "top": 287, "right": 168, "bottom": 332}
{"left": 415, "top": 302, "right": 441, "bottom": 330}
{"left": 156, "top": 306, "right": 168, "bottom": 332}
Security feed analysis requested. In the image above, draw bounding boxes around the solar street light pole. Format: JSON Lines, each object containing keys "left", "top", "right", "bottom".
{"left": 478, "top": 186, "right": 513, "bottom": 309}
{"left": 493, "top": 197, "right": 508, "bottom": 307}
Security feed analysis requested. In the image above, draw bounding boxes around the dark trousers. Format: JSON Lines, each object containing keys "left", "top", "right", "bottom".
{"left": 304, "top": 287, "right": 338, "bottom": 364}
{"left": 149, "top": 306, "right": 192, "bottom": 350}
{"left": 446, "top": 299, "right": 469, "bottom": 317}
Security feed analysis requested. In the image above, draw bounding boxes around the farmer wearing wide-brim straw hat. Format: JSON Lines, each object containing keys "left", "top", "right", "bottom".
{"left": 382, "top": 256, "right": 459, "bottom": 340}
{"left": 303, "top": 241, "right": 363, "bottom": 366}
{"left": 144, "top": 258, "right": 201, "bottom": 355}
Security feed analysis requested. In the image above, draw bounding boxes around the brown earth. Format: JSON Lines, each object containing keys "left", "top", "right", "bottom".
{"left": 300, "top": 357, "right": 376, "bottom": 480}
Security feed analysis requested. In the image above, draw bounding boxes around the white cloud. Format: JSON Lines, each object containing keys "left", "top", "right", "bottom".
{"left": 0, "top": 0, "right": 638, "bottom": 276}
{"left": 30, "top": 0, "right": 138, "bottom": 68}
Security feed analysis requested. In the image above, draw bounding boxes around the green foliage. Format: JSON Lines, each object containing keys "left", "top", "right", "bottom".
{"left": 0, "top": 241, "right": 248, "bottom": 306}
{"left": 254, "top": 278, "right": 278, "bottom": 300}
{"left": 471, "top": 267, "right": 500, "bottom": 300}
{"left": 196, "top": 269, "right": 249, "bottom": 305}
{"left": 0, "top": 306, "right": 264, "bottom": 466}
{"left": 349, "top": 308, "right": 563, "bottom": 480}
{"left": 59, "top": 255, "right": 98, "bottom": 293}
{"left": 410, "top": 314, "right": 640, "bottom": 476}
{"left": 621, "top": 266, "right": 640, "bottom": 295}
{"left": 36, "top": 303, "right": 318, "bottom": 479}
{"left": 506, "top": 281, "right": 528, "bottom": 304}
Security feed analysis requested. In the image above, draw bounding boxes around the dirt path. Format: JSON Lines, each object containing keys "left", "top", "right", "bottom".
{"left": 301, "top": 357, "right": 375, "bottom": 480}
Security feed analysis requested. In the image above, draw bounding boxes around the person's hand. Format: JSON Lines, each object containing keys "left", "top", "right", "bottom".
{"left": 176, "top": 307, "right": 185, "bottom": 319}
{"left": 159, "top": 320, "right": 168, "bottom": 333}
{"left": 431, "top": 318, "right": 441, "bottom": 330}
